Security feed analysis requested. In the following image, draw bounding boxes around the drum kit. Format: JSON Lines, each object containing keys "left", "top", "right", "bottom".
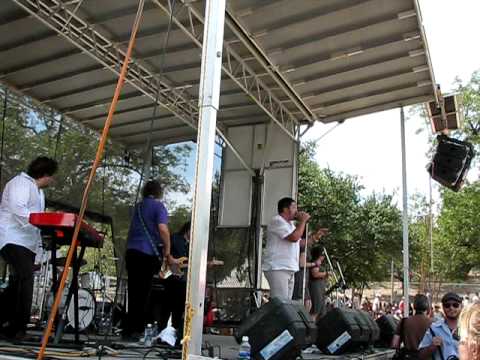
{"left": 32, "top": 253, "right": 113, "bottom": 332}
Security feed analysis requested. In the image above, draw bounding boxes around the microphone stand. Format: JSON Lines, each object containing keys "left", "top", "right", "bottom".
{"left": 301, "top": 224, "right": 309, "bottom": 305}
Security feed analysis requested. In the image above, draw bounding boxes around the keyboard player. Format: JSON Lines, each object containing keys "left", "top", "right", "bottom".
{"left": 0, "top": 157, "right": 58, "bottom": 340}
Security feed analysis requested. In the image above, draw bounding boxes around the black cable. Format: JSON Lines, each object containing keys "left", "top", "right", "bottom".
{"left": 0, "top": 88, "right": 9, "bottom": 186}
{"left": 134, "top": 0, "right": 178, "bottom": 205}
{"left": 103, "top": 3, "right": 180, "bottom": 344}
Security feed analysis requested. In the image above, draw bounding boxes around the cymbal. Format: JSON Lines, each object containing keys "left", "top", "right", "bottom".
{"left": 50, "top": 257, "right": 87, "bottom": 268}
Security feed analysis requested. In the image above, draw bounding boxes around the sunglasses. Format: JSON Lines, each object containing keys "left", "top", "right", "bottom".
{"left": 443, "top": 302, "right": 460, "bottom": 309}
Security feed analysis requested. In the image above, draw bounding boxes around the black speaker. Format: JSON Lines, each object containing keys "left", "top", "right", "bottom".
{"left": 235, "top": 298, "right": 316, "bottom": 360}
{"left": 427, "top": 95, "right": 463, "bottom": 133}
{"left": 375, "top": 315, "right": 399, "bottom": 347}
{"left": 427, "top": 135, "right": 475, "bottom": 191}
{"left": 316, "top": 308, "right": 380, "bottom": 355}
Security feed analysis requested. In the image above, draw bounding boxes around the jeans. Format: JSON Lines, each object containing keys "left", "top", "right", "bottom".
{"left": 0, "top": 243, "right": 35, "bottom": 334}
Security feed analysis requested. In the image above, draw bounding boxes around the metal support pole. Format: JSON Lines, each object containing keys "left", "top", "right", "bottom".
{"left": 183, "top": 0, "right": 226, "bottom": 357}
{"left": 302, "top": 224, "right": 309, "bottom": 304}
{"left": 429, "top": 176, "right": 434, "bottom": 273}
{"left": 391, "top": 259, "right": 394, "bottom": 304}
{"left": 253, "top": 171, "right": 264, "bottom": 308}
{"left": 400, "top": 106, "right": 410, "bottom": 317}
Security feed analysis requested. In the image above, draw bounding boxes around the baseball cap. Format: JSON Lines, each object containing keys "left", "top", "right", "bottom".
{"left": 441, "top": 292, "right": 462, "bottom": 304}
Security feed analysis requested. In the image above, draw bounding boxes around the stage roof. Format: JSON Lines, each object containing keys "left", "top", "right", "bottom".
{"left": 0, "top": 0, "right": 437, "bottom": 147}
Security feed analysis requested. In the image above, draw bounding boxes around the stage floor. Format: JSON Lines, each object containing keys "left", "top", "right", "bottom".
{"left": 0, "top": 332, "right": 395, "bottom": 359}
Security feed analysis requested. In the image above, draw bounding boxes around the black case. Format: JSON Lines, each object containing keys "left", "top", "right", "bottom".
{"left": 235, "top": 298, "right": 316, "bottom": 360}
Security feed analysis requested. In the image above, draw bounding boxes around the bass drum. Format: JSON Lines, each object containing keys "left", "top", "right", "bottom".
{"left": 66, "top": 288, "right": 96, "bottom": 331}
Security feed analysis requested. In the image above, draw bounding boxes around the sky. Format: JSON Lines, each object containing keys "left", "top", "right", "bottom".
{"left": 168, "top": 0, "right": 480, "bottom": 208}
{"left": 302, "top": 0, "right": 480, "bottom": 204}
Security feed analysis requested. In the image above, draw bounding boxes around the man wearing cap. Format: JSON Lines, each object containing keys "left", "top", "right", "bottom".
{"left": 418, "top": 292, "right": 462, "bottom": 360}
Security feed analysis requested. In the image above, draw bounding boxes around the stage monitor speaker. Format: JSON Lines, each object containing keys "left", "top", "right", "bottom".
{"left": 427, "top": 94, "right": 463, "bottom": 133}
{"left": 316, "top": 308, "right": 380, "bottom": 355}
{"left": 375, "top": 314, "right": 399, "bottom": 347}
{"left": 427, "top": 135, "right": 475, "bottom": 191}
{"left": 235, "top": 298, "right": 316, "bottom": 360}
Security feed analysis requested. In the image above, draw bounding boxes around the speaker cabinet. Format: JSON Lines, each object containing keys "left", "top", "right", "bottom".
{"left": 236, "top": 298, "right": 316, "bottom": 360}
{"left": 427, "top": 95, "right": 463, "bottom": 133}
{"left": 316, "top": 308, "right": 380, "bottom": 355}
{"left": 375, "top": 314, "right": 399, "bottom": 347}
{"left": 427, "top": 135, "right": 474, "bottom": 191}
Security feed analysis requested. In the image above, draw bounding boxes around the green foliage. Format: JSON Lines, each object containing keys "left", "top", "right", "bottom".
{"left": 412, "top": 70, "right": 480, "bottom": 282}
{"left": 435, "top": 182, "right": 480, "bottom": 279}
{"left": 0, "top": 87, "right": 192, "bottom": 276}
{"left": 298, "top": 141, "right": 403, "bottom": 288}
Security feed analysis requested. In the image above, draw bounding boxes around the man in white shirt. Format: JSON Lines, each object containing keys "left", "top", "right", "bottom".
{"left": 262, "top": 197, "right": 310, "bottom": 301}
{"left": 0, "top": 157, "right": 57, "bottom": 339}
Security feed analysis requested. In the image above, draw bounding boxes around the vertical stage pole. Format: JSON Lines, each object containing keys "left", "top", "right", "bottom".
{"left": 400, "top": 106, "right": 410, "bottom": 318}
{"left": 183, "top": 0, "right": 226, "bottom": 357}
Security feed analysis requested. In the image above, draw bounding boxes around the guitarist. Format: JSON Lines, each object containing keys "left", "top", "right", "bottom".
{"left": 164, "top": 221, "right": 190, "bottom": 335}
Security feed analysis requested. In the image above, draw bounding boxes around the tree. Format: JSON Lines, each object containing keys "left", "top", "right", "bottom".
{"left": 0, "top": 86, "right": 193, "bottom": 276}
{"left": 298, "top": 141, "right": 403, "bottom": 290}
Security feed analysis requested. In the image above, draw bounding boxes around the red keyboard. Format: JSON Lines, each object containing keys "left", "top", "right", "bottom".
{"left": 29, "top": 212, "right": 104, "bottom": 248}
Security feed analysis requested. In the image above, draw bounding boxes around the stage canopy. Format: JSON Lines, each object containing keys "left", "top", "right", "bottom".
{"left": 0, "top": 0, "right": 437, "bottom": 148}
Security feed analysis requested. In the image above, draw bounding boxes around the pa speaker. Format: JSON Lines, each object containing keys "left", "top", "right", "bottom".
{"left": 316, "top": 308, "right": 380, "bottom": 355}
{"left": 375, "top": 314, "right": 399, "bottom": 347}
{"left": 427, "top": 95, "right": 463, "bottom": 133}
{"left": 235, "top": 298, "right": 316, "bottom": 360}
{"left": 427, "top": 135, "right": 474, "bottom": 191}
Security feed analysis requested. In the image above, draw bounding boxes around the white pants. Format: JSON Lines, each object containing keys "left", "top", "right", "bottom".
{"left": 264, "top": 270, "right": 295, "bottom": 301}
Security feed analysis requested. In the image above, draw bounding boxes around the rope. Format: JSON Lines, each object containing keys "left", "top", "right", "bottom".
{"left": 37, "top": 1, "right": 145, "bottom": 358}
{"left": 0, "top": 89, "right": 8, "bottom": 187}
{"left": 181, "top": 303, "right": 195, "bottom": 360}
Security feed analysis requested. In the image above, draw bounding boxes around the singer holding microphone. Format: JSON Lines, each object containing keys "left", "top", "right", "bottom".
{"left": 262, "top": 197, "right": 310, "bottom": 301}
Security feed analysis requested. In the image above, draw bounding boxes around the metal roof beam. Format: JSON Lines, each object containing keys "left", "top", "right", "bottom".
{"left": 224, "top": 10, "right": 316, "bottom": 123}
{"left": 292, "top": 53, "right": 425, "bottom": 87}
{"left": 103, "top": 112, "right": 268, "bottom": 130}
{"left": 312, "top": 84, "right": 431, "bottom": 111}
{"left": 284, "top": 37, "right": 423, "bottom": 74}
{"left": 126, "top": 134, "right": 196, "bottom": 148}
{"left": 151, "top": 0, "right": 299, "bottom": 140}
{"left": 11, "top": 0, "right": 200, "bottom": 122}
{"left": 322, "top": 95, "right": 434, "bottom": 123}
{"left": 301, "top": 68, "right": 428, "bottom": 100}
{"left": 266, "top": 14, "right": 417, "bottom": 56}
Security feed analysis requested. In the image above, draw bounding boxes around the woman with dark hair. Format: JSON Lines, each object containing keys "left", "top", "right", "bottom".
{"left": 123, "top": 180, "right": 175, "bottom": 340}
{"left": 309, "top": 245, "right": 328, "bottom": 321}
{"left": 0, "top": 156, "right": 58, "bottom": 339}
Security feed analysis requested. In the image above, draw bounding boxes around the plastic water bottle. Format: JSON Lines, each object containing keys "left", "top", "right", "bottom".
{"left": 144, "top": 323, "right": 153, "bottom": 347}
{"left": 238, "top": 336, "right": 251, "bottom": 359}
{"left": 153, "top": 321, "right": 159, "bottom": 338}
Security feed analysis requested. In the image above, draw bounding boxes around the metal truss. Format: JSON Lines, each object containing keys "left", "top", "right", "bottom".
{"left": 11, "top": 0, "right": 255, "bottom": 174}
{"left": 11, "top": 0, "right": 199, "bottom": 128}
{"left": 151, "top": 0, "right": 300, "bottom": 140}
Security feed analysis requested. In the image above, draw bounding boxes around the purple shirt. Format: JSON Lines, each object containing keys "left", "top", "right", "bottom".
{"left": 127, "top": 198, "right": 168, "bottom": 256}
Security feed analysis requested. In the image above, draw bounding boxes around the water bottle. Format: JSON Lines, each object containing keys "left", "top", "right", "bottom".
{"left": 144, "top": 323, "right": 153, "bottom": 347}
{"left": 153, "top": 321, "right": 159, "bottom": 338}
{"left": 238, "top": 336, "right": 251, "bottom": 359}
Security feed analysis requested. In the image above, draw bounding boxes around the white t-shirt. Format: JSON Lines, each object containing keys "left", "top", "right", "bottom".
{"left": 0, "top": 172, "right": 45, "bottom": 254}
{"left": 262, "top": 215, "right": 298, "bottom": 271}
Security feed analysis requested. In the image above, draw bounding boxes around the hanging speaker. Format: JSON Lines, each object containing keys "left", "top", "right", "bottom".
{"left": 427, "top": 94, "right": 463, "bottom": 133}
{"left": 427, "top": 135, "right": 474, "bottom": 191}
